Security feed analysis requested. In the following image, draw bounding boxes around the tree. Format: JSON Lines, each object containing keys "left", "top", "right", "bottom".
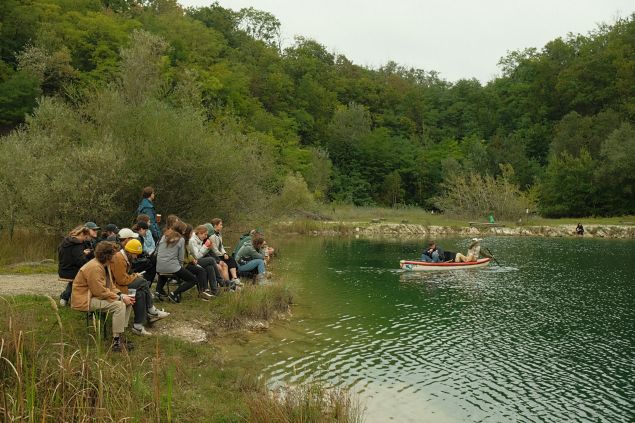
{"left": 538, "top": 150, "right": 597, "bottom": 217}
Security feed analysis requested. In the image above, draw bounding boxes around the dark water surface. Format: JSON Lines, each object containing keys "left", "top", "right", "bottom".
{"left": 235, "top": 236, "right": 635, "bottom": 422}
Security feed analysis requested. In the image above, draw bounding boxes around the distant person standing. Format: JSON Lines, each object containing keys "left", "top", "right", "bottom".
{"left": 136, "top": 186, "right": 161, "bottom": 242}
{"left": 576, "top": 223, "right": 584, "bottom": 236}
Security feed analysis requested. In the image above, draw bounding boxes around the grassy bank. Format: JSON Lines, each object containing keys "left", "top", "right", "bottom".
{"left": 0, "top": 283, "right": 363, "bottom": 422}
{"left": 269, "top": 206, "right": 635, "bottom": 236}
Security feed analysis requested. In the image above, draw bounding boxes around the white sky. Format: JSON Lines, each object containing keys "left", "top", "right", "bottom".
{"left": 178, "top": 0, "right": 634, "bottom": 83}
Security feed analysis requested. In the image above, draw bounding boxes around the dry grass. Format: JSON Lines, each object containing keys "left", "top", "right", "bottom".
{"left": 247, "top": 384, "right": 365, "bottom": 423}
{"left": 0, "top": 296, "right": 164, "bottom": 422}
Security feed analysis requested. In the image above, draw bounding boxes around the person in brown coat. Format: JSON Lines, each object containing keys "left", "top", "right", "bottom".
{"left": 111, "top": 238, "right": 169, "bottom": 336}
{"left": 71, "top": 241, "right": 134, "bottom": 352}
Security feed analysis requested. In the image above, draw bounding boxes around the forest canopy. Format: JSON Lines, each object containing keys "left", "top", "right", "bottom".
{"left": 1, "top": 0, "right": 634, "bottom": 231}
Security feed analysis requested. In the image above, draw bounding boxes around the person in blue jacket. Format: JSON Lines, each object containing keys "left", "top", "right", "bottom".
{"left": 136, "top": 186, "right": 162, "bottom": 242}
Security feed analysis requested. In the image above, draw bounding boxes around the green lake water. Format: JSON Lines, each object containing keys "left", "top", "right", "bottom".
{"left": 233, "top": 236, "right": 635, "bottom": 422}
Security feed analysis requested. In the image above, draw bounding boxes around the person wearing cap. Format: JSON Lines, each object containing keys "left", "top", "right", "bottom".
{"left": 71, "top": 241, "right": 135, "bottom": 352}
{"left": 84, "top": 221, "right": 100, "bottom": 258}
{"left": 455, "top": 238, "right": 484, "bottom": 263}
{"left": 97, "top": 224, "right": 119, "bottom": 244}
{"left": 136, "top": 186, "right": 162, "bottom": 242}
{"left": 111, "top": 237, "right": 169, "bottom": 336}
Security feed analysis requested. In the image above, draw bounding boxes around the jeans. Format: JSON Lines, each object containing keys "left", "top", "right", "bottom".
{"left": 238, "top": 259, "right": 266, "bottom": 274}
{"left": 128, "top": 277, "right": 152, "bottom": 325}
{"left": 185, "top": 263, "right": 208, "bottom": 292}
{"left": 60, "top": 282, "right": 73, "bottom": 301}
{"left": 131, "top": 254, "right": 157, "bottom": 285}
{"left": 420, "top": 250, "right": 440, "bottom": 262}
{"left": 197, "top": 256, "right": 220, "bottom": 291}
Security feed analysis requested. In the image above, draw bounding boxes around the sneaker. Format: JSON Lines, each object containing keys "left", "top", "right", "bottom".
{"left": 155, "top": 290, "right": 168, "bottom": 301}
{"left": 148, "top": 309, "right": 170, "bottom": 323}
{"left": 232, "top": 278, "right": 244, "bottom": 287}
{"left": 198, "top": 291, "right": 214, "bottom": 301}
{"left": 132, "top": 325, "right": 152, "bottom": 336}
{"left": 59, "top": 298, "right": 68, "bottom": 307}
{"left": 168, "top": 292, "right": 181, "bottom": 304}
{"left": 111, "top": 337, "right": 135, "bottom": 352}
{"left": 204, "top": 289, "right": 217, "bottom": 297}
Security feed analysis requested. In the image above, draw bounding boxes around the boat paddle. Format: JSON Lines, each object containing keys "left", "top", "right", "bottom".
{"left": 484, "top": 247, "right": 502, "bottom": 266}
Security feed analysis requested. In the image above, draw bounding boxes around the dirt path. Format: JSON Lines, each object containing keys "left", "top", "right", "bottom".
{"left": 0, "top": 273, "right": 60, "bottom": 297}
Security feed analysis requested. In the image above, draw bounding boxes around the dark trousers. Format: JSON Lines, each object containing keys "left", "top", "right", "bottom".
{"left": 129, "top": 277, "right": 152, "bottom": 325}
{"left": 156, "top": 267, "right": 197, "bottom": 295}
{"left": 185, "top": 263, "right": 208, "bottom": 292}
{"left": 197, "top": 256, "right": 220, "bottom": 292}
{"left": 131, "top": 254, "right": 157, "bottom": 285}
{"left": 219, "top": 256, "right": 238, "bottom": 272}
{"left": 61, "top": 282, "right": 72, "bottom": 301}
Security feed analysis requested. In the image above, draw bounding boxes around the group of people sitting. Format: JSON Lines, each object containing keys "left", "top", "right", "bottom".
{"left": 420, "top": 238, "right": 489, "bottom": 263}
{"left": 57, "top": 186, "right": 274, "bottom": 352}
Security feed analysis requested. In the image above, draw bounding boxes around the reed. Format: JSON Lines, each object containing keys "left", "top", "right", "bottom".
{"left": 247, "top": 383, "right": 365, "bottom": 423}
{"left": 212, "top": 282, "right": 293, "bottom": 329}
{"left": 0, "top": 296, "right": 164, "bottom": 421}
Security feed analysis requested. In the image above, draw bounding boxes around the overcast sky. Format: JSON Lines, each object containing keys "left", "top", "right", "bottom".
{"left": 178, "top": 0, "right": 633, "bottom": 83}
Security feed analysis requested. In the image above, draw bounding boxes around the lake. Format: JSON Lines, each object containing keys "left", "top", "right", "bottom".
{"left": 231, "top": 236, "right": 635, "bottom": 422}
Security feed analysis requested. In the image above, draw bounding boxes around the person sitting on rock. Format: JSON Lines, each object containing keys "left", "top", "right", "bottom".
{"left": 235, "top": 233, "right": 268, "bottom": 284}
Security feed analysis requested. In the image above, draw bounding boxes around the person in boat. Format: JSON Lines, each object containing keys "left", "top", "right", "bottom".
{"left": 576, "top": 223, "right": 584, "bottom": 236}
{"left": 420, "top": 240, "right": 444, "bottom": 262}
{"left": 455, "top": 238, "right": 487, "bottom": 263}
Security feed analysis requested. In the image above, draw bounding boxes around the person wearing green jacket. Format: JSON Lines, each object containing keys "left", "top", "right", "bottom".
{"left": 235, "top": 233, "right": 267, "bottom": 283}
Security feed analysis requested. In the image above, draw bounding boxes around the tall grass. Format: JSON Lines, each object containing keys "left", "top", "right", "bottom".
{"left": 0, "top": 296, "right": 164, "bottom": 421}
{"left": 0, "top": 230, "right": 59, "bottom": 266}
{"left": 212, "top": 283, "right": 294, "bottom": 330}
{"left": 247, "top": 384, "right": 365, "bottom": 423}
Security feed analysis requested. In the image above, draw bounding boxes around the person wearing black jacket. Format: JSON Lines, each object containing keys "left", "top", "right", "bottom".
{"left": 58, "top": 225, "right": 92, "bottom": 306}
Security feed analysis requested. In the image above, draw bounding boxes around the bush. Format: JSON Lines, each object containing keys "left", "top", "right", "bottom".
{"left": 434, "top": 164, "right": 535, "bottom": 220}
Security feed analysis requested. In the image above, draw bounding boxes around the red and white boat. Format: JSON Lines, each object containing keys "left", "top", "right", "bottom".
{"left": 399, "top": 258, "right": 491, "bottom": 271}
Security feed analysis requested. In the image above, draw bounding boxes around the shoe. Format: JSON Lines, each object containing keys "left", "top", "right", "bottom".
{"left": 59, "top": 298, "right": 68, "bottom": 307}
{"left": 232, "top": 278, "right": 243, "bottom": 287}
{"left": 148, "top": 309, "right": 170, "bottom": 323}
{"left": 198, "top": 291, "right": 214, "bottom": 301}
{"left": 132, "top": 325, "right": 152, "bottom": 336}
{"left": 111, "top": 337, "right": 135, "bottom": 352}
{"left": 168, "top": 292, "right": 181, "bottom": 303}
{"left": 204, "top": 289, "right": 217, "bottom": 297}
{"left": 155, "top": 290, "right": 168, "bottom": 301}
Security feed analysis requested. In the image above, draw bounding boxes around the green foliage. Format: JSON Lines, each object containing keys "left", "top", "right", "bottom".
{"left": 434, "top": 164, "right": 536, "bottom": 220}
{"left": 0, "top": 0, "right": 634, "bottom": 219}
{"left": 538, "top": 150, "right": 597, "bottom": 217}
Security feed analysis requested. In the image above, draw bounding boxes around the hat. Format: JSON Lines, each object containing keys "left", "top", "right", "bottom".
{"left": 104, "top": 223, "right": 119, "bottom": 233}
{"left": 124, "top": 239, "right": 143, "bottom": 255}
{"left": 84, "top": 222, "right": 100, "bottom": 230}
{"left": 118, "top": 228, "right": 139, "bottom": 239}
{"left": 136, "top": 221, "right": 149, "bottom": 230}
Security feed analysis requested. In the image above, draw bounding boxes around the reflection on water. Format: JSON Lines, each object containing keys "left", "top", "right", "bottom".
{"left": 239, "top": 237, "right": 635, "bottom": 422}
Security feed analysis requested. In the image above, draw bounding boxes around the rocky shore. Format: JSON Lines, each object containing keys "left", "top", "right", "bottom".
{"left": 305, "top": 222, "right": 635, "bottom": 239}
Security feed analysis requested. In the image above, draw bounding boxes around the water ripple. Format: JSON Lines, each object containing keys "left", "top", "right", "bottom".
{"left": 259, "top": 237, "right": 635, "bottom": 422}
